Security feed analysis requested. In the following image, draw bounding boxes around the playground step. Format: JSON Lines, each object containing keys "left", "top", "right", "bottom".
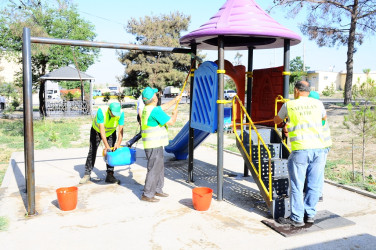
{"left": 246, "top": 128, "right": 283, "bottom": 145}
{"left": 248, "top": 143, "right": 286, "bottom": 160}
{"left": 252, "top": 158, "right": 289, "bottom": 180}
{"left": 235, "top": 126, "right": 292, "bottom": 219}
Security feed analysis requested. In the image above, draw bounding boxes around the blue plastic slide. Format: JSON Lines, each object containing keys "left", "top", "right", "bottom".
{"left": 165, "top": 121, "right": 210, "bottom": 160}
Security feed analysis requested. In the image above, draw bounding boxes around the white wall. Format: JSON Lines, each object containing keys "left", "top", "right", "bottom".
{"left": 0, "top": 56, "right": 21, "bottom": 83}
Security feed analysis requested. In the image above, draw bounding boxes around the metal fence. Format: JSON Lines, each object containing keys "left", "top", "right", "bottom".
{"left": 46, "top": 100, "right": 89, "bottom": 116}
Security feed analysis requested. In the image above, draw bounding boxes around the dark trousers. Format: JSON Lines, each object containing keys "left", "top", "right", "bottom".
{"left": 143, "top": 146, "right": 164, "bottom": 198}
{"left": 84, "top": 127, "right": 116, "bottom": 175}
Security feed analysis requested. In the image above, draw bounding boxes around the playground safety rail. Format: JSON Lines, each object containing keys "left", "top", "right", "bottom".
{"left": 231, "top": 95, "right": 273, "bottom": 202}
{"left": 274, "top": 95, "right": 291, "bottom": 153}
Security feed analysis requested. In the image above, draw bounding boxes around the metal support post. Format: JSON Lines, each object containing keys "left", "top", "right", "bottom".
{"left": 217, "top": 36, "right": 225, "bottom": 201}
{"left": 188, "top": 44, "right": 197, "bottom": 182}
{"left": 22, "top": 27, "right": 36, "bottom": 216}
{"left": 283, "top": 40, "right": 291, "bottom": 99}
{"left": 244, "top": 47, "right": 254, "bottom": 177}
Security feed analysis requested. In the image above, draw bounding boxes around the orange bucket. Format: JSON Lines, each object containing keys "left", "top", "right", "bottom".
{"left": 192, "top": 187, "right": 213, "bottom": 211}
{"left": 56, "top": 186, "right": 78, "bottom": 211}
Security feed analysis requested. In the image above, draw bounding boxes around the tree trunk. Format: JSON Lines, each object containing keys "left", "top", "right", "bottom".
{"left": 39, "top": 80, "right": 47, "bottom": 117}
{"left": 362, "top": 130, "right": 365, "bottom": 181}
{"left": 344, "top": 3, "right": 358, "bottom": 105}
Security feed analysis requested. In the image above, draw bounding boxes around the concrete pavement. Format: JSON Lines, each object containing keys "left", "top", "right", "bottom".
{"left": 0, "top": 144, "right": 376, "bottom": 249}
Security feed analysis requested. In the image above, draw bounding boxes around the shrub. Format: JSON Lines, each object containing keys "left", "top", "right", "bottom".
{"left": 322, "top": 83, "right": 335, "bottom": 96}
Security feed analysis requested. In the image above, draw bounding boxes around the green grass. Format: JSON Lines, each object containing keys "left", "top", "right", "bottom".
{"left": 0, "top": 117, "right": 89, "bottom": 185}
{"left": 0, "top": 216, "right": 9, "bottom": 231}
{"left": 224, "top": 143, "right": 238, "bottom": 153}
{"left": 325, "top": 159, "right": 376, "bottom": 194}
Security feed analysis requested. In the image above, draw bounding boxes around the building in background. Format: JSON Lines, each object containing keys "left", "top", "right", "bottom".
{"left": 306, "top": 70, "right": 376, "bottom": 92}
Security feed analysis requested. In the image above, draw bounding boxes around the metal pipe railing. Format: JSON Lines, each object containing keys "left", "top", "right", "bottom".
{"left": 30, "top": 37, "right": 191, "bottom": 54}
{"left": 231, "top": 95, "right": 273, "bottom": 201}
{"left": 274, "top": 95, "right": 291, "bottom": 153}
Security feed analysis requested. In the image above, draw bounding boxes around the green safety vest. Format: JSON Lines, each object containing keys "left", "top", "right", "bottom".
{"left": 92, "top": 107, "right": 121, "bottom": 137}
{"left": 141, "top": 105, "right": 169, "bottom": 149}
{"left": 322, "top": 122, "right": 332, "bottom": 148}
{"left": 286, "top": 97, "right": 325, "bottom": 151}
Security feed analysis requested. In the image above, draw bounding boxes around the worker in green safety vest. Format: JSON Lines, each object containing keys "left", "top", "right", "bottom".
{"left": 274, "top": 81, "right": 327, "bottom": 227}
{"left": 140, "top": 87, "right": 180, "bottom": 202}
{"left": 80, "top": 102, "right": 124, "bottom": 185}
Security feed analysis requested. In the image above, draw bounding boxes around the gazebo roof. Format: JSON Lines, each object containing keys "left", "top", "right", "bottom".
{"left": 40, "top": 66, "right": 94, "bottom": 81}
{"left": 180, "top": 0, "right": 301, "bottom": 50}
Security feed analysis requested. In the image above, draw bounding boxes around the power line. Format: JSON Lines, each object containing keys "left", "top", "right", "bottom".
{"left": 79, "top": 10, "right": 125, "bottom": 27}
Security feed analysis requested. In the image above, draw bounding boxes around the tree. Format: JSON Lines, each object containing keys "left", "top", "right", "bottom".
{"left": 289, "top": 56, "right": 310, "bottom": 88}
{"left": 118, "top": 12, "right": 192, "bottom": 92}
{"left": 343, "top": 77, "right": 376, "bottom": 181}
{"left": 233, "top": 52, "right": 243, "bottom": 66}
{"left": 0, "top": 0, "right": 99, "bottom": 116}
{"left": 272, "top": 0, "right": 376, "bottom": 104}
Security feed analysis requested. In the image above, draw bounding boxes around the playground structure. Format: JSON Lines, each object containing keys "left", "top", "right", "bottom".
{"left": 21, "top": 0, "right": 301, "bottom": 219}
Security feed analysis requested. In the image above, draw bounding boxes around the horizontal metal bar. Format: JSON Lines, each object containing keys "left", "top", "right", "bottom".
{"left": 30, "top": 37, "right": 191, "bottom": 54}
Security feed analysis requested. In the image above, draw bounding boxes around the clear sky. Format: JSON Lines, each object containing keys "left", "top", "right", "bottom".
{"left": 10, "top": 0, "right": 376, "bottom": 84}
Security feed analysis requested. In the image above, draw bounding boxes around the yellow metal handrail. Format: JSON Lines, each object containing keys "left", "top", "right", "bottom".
{"left": 231, "top": 95, "right": 273, "bottom": 201}
{"left": 274, "top": 95, "right": 291, "bottom": 153}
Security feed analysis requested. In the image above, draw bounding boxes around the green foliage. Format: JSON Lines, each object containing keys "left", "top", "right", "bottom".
{"left": 289, "top": 56, "right": 308, "bottom": 92}
{"left": 103, "top": 92, "right": 111, "bottom": 103}
{"left": 119, "top": 12, "right": 193, "bottom": 90}
{"left": 0, "top": 82, "right": 21, "bottom": 112}
{"left": 64, "top": 92, "right": 74, "bottom": 101}
{"left": 0, "top": 0, "right": 99, "bottom": 111}
{"left": 322, "top": 83, "right": 336, "bottom": 96}
{"left": 60, "top": 81, "right": 90, "bottom": 93}
{"left": 343, "top": 77, "right": 376, "bottom": 180}
{"left": 11, "top": 98, "right": 20, "bottom": 109}
{"left": 224, "top": 76, "right": 236, "bottom": 90}
{"left": 325, "top": 161, "right": 376, "bottom": 193}
{"left": 0, "top": 216, "right": 9, "bottom": 231}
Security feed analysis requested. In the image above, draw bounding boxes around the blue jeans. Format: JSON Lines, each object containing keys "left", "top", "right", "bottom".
{"left": 319, "top": 147, "right": 330, "bottom": 196}
{"left": 288, "top": 149, "right": 325, "bottom": 222}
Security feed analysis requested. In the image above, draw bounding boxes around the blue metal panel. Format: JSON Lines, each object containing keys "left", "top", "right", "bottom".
{"left": 190, "top": 61, "right": 218, "bottom": 133}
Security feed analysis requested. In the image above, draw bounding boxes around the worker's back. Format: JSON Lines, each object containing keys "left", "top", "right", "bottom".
{"left": 286, "top": 96, "right": 325, "bottom": 151}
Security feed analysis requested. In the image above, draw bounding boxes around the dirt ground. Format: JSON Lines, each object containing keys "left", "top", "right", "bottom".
{"left": 325, "top": 103, "right": 376, "bottom": 178}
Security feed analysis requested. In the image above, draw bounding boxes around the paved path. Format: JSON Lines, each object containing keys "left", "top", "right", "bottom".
{"left": 0, "top": 145, "right": 376, "bottom": 249}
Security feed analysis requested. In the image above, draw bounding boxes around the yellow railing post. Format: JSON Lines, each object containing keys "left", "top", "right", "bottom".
{"left": 274, "top": 95, "right": 291, "bottom": 153}
{"left": 231, "top": 95, "right": 273, "bottom": 201}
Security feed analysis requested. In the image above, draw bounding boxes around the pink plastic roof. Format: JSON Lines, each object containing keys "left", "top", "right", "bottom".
{"left": 180, "top": 0, "right": 301, "bottom": 50}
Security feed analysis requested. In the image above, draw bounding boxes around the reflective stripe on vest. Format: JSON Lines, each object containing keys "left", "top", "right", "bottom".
{"left": 92, "top": 107, "right": 120, "bottom": 137}
{"left": 322, "top": 122, "right": 332, "bottom": 148}
{"left": 141, "top": 105, "right": 169, "bottom": 149}
{"left": 287, "top": 97, "right": 325, "bottom": 151}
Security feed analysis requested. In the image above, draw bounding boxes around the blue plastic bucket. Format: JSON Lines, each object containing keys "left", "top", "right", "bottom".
{"left": 106, "top": 147, "right": 136, "bottom": 166}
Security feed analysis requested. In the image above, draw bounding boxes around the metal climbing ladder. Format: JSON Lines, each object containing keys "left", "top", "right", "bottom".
{"left": 232, "top": 95, "right": 291, "bottom": 218}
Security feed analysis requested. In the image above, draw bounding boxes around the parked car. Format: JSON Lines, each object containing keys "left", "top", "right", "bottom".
{"left": 224, "top": 89, "right": 236, "bottom": 100}
{"left": 93, "top": 89, "right": 102, "bottom": 96}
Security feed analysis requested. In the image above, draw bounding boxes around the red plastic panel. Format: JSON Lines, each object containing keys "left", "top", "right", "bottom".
{"left": 251, "top": 66, "right": 284, "bottom": 127}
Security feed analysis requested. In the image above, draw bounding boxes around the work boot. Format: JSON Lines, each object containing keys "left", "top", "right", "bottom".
{"left": 105, "top": 171, "right": 120, "bottom": 184}
{"left": 277, "top": 217, "right": 305, "bottom": 227}
{"left": 79, "top": 174, "right": 90, "bottom": 184}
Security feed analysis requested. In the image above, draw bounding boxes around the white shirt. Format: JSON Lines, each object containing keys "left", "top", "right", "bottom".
{"left": 136, "top": 95, "right": 145, "bottom": 115}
